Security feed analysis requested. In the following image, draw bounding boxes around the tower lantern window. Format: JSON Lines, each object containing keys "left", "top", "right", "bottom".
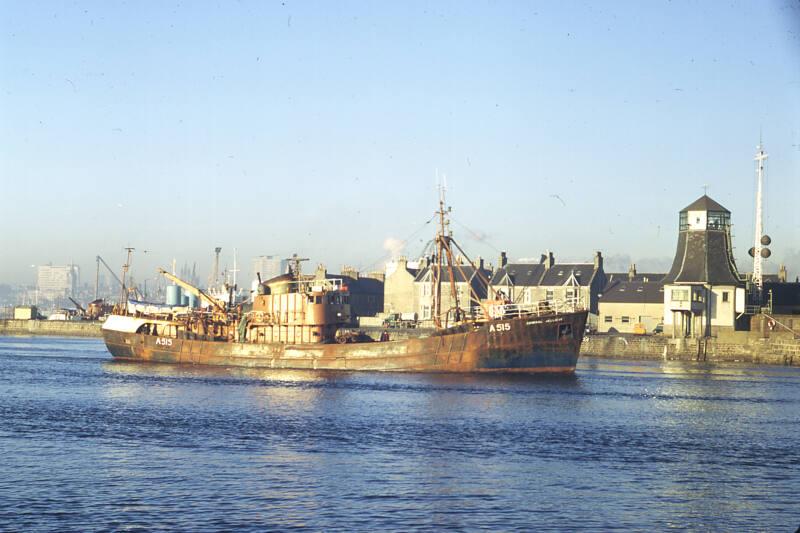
{"left": 707, "top": 211, "right": 729, "bottom": 230}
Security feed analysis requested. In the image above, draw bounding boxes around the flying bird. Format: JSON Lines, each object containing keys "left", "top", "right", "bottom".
{"left": 550, "top": 194, "right": 566, "bottom": 206}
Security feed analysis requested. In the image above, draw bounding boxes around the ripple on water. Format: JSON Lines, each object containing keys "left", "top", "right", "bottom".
{"left": 0, "top": 338, "right": 798, "bottom": 531}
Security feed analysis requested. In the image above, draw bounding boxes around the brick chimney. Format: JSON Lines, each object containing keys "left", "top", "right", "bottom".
{"left": 594, "top": 251, "right": 604, "bottom": 271}
{"left": 341, "top": 265, "right": 358, "bottom": 279}
{"left": 544, "top": 251, "right": 555, "bottom": 270}
{"left": 628, "top": 263, "right": 636, "bottom": 281}
{"left": 498, "top": 251, "right": 508, "bottom": 268}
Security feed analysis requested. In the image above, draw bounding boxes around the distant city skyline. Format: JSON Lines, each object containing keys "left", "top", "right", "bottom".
{"left": 1, "top": 1, "right": 798, "bottom": 285}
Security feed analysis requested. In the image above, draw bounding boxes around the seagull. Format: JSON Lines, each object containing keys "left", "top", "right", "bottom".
{"left": 550, "top": 194, "right": 566, "bottom": 206}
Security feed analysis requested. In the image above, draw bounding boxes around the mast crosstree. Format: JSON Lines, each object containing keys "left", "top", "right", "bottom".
{"left": 429, "top": 185, "right": 498, "bottom": 327}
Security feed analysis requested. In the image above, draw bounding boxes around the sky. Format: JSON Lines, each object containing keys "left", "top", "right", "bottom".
{"left": 1, "top": 0, "right": 799, "bottom": 287}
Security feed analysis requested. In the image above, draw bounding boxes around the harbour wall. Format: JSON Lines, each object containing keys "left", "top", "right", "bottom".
{"left": 366, "top": 326, "right": 800, "bottom": 367}
{"left": 581, "top": 331, "right": 800, "bottom": 367}
{"left": 0, "top": 319, "right": 102, "bottom": 337}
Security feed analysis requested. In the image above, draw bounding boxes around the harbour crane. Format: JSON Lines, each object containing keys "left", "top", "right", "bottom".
{"left": 68, "top": 297, "right": 87, "bottom": 317}
{"left": 95, "top": 255, "right": 144, "bottom": 301}
{"left": 95, "top": 255, "right": 125, "bottom": 299}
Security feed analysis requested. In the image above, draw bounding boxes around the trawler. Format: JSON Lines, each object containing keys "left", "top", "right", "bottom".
{"left": 102, "top": 195, "right": 588, "bottom": 373}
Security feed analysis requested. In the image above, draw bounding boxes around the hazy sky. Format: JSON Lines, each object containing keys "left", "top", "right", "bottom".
{"left": 1, "top": 0, "right": 799, "bottom": 286}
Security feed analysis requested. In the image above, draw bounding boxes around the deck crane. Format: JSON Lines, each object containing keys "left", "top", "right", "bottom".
{"left": 157, "top": 268, "right": 227, "bottom": 313}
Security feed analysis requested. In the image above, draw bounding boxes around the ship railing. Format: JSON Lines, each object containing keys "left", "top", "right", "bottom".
{"left": 276, "top": 278, "right": 346, "bottom": 293}
{"left": 470, "top": 299, "right": 584, "bottom": 320}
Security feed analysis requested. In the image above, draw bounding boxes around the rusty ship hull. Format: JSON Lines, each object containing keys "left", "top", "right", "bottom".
{"left": 103, "top": 311, "right": 587, "bottom": 373}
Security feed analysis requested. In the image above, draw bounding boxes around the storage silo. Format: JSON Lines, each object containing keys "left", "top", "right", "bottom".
{"left": 166, "top": 285, "right": 182, "bottom": 306}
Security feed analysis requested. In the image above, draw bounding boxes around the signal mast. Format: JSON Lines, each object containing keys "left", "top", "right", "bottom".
{"left": 750, "top": 141, "right": 771, "bottom": 300}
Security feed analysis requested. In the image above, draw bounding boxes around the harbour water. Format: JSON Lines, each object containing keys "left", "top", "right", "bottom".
{"left": 0, "top": 336, "right": 798, "bottom": 531}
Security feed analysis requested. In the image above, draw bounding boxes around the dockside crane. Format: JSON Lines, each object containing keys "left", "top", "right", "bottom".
{"left": 95, "top": 255, "right": 125, "bottom": 299}
{"left": 95, "top": 255, "right": 144, "bottom": 302}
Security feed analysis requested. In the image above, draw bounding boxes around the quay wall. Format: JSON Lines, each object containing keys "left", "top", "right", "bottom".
{"left": 581, "top": 331, "right": 800, "bottom": 367}
{"left": 0, "top": 319, "right": 102, "bottom": 337}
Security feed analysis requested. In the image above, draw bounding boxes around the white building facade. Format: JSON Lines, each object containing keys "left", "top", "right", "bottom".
{"left": 662, "top": 195, "right": 745, "bottom": 338}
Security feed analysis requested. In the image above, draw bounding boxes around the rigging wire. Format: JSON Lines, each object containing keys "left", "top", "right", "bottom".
{"left": 450, "top": 217, "right": 504, "bottom": 254}
{"left": 357, "top": 213, "right": 438, "bottom": 273}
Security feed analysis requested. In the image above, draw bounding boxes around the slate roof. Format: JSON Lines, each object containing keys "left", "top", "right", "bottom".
{"left": 490, "top": 263, "right": 546, "bottom": 286}
{"left": 415, "top": 265, "right": 492, "bottom": 284}
{"left": 539, "top": 264, "right": 597, "bottom": 287}
{"left": 680, "top": 195, "right": 730, "bottom": 213}
{"left": 663, "top": 231, "right": 741, "bottom": 285}
{"left": 763, "top": 282, "right": 800, "bottom": 312}
{"left": 327, "top": 274, "right": 384, "bottom": 295}
{"left": 599, "top": 279, "right": 664, "bottom": 304}
{"left": 606, "top": 273, "right": 665, "bottom": 284}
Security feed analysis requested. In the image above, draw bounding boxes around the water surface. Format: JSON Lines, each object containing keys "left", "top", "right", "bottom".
{"left": 0, "top": 336, "right": 798, "bottom": 531}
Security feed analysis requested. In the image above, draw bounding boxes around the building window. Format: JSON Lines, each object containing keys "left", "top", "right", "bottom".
{"left": 679, "top": 212, "right": 688, "bottom": 231}
{"left": 693, "top": 291, "right": 704, "bottom": 303}
{"left": 604, "top": 316, "right": 613, "bottom": 323}
{"left": 722, "top": 291, "right": 729, "bottom": 303}
{"left": 707, "top": 211, "right": 730, "bottom": 230}
{"left": 671, "top": 289, "right": 689, "bottom": 302}
{"left": 422, "top": 305, "right": 431, "bottom": 319}
{"left": 546, "top": 290, "right": 554, "bottom": 301}
{"left": 621, "top": 316, "right": 630, "bottom": 323}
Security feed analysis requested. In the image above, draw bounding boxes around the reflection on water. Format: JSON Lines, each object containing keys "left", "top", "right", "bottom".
{"left": 1, "top": 336, "right": 799, "bottom": 531}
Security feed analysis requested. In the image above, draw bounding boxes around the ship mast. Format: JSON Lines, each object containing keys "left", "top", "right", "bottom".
{"left": 431, "top": 183, "right": 462, "bottom": 328}
{"left": 752, "top": 141, "right": 768, "bottom": 294}
{"left": 119, "top": 247, "right": 134, "bottom": 311}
